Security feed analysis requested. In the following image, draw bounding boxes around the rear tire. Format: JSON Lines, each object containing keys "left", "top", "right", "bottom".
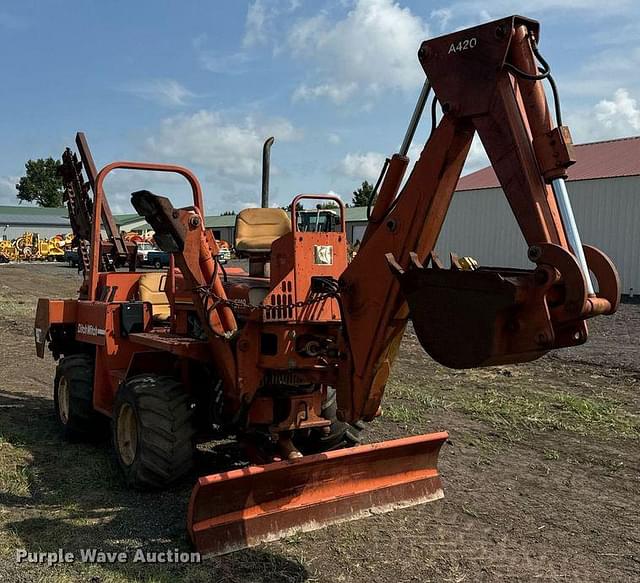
{"left": 112, "top": 374, "right": 196, "bottom": 489}
{"left": 295, "top": 388, "right": 365, "bottom": 454}
{"left": 54, "top": 354, "right": 102, "bottom": 438}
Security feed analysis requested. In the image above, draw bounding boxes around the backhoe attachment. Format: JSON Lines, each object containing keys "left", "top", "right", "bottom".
{"left": 384, "top": 15, "right": 620, "bottom": 369}
{"left": 338, "top": 14, "right": 619, "bottom": 421}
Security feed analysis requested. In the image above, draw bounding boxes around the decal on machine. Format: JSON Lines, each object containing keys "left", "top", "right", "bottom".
{"left": 77, "top": 323, "right": 106, "bottom": 337}
{"left": 314, "top": 245, "right": 333, "bottom": 265}
{"left": 448, "top": 37, "right": 477, "bottom": 54}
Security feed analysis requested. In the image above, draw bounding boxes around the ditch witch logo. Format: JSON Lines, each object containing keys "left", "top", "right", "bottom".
{"left": 16, "top": 548, "right": 201, "bottom": 566}
{"left": 76, "top": 323, "right": 106, "bottom": 337}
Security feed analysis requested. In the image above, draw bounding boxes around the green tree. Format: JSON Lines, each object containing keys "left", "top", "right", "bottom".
{"left": 16, "top": 158, "right": 64, "bottom": 207}
{"left": 351, "top": 180, "right": 375, "bottom": 207}
{"left": 221, "top": 210, "right": 236, "bottom": 215}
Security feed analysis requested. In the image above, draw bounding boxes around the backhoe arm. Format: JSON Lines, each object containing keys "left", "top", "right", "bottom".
{"left": 338, "top": 15, "right": 620, "bottom": 423}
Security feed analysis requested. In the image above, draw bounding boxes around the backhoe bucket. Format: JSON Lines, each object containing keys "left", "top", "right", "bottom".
{"left": 188, "top": 432, "right": 447, "bottom": 555}
{"left": 388, "top": 252, "right": 597, "bottom": 368}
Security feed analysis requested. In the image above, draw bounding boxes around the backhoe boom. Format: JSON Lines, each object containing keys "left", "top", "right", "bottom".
{"left": 338, "top": 15, "right": 619, "bottom": 423}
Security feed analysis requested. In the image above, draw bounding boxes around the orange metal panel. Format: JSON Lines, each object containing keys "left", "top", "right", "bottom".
{"left": 188, "top": 432, "right": 447, "bottom": 555}
{"left": 34, "top": 299, "right": 79, "bottom": 357}
{"left": 75, "top": 302, "right": 109, "bottom": 346}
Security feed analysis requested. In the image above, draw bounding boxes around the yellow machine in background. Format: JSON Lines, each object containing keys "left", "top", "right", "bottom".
{"left": 0, "top": 232, "right": 72, "bottom": 262}
{"left": 0, "top": 239, "right": 18, "bottom": 262}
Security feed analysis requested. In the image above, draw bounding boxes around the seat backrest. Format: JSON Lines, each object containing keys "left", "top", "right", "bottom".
{"left": 138, "top": 272, "right": 170, "bottom": 322}
{"left": 235, "top": 208, "right": 291, "bottom": 254}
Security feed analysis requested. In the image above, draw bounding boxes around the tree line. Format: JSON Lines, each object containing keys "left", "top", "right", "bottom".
{"left": 12, "top": 157, "right": 377, "bottom": 209}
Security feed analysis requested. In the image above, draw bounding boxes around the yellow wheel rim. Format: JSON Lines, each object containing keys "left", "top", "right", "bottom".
{"left": 58, "top": 377, "right": 70, "bottom": 425}
{"left": 117, "top": 403, "right": 138, "bottom": 466}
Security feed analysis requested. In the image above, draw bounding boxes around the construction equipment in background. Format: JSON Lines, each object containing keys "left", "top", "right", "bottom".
{"left": 0, "top": 232, "right": 72, "bottom": 262}
{"left": 0, "top": 239, "right": 17, "bottom": 262}
{"left": 35, "top": 15, "right": 620, "bottom": 556}
{"left": 38, "top": 235, "right": 66, "bottom": 261}
{"left": 14, "top": 232, "right": 38, "bottom": 259}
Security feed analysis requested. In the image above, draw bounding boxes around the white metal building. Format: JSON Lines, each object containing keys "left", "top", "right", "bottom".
{"left": 0, "top": 205, "right": 70, "bottom": 240}
{"left": 436, "top": 136, "right": 640, "bottom": 296}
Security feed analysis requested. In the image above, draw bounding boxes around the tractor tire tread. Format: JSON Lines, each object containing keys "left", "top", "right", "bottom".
{"left": 54, "top": 353, "right": 104, "bottom": 437}
{"left": 112, "top": 374, "right": 195, "bottom": 489}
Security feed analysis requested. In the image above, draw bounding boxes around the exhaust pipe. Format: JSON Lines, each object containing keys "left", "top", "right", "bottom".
{"left": 261, "top": 136, "right": 275, "bottom": 208}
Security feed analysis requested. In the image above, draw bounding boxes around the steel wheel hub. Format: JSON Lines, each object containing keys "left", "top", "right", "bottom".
{"left": 58, "top": 377, "right": 70, "bottom": 425}
{"left": 117, "top": 403, "right": 138, "bottom": 466}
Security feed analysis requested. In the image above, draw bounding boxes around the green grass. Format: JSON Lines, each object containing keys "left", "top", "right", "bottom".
{"left": 456, "top": 389, "right": 639, "bottom": 439}
{"left": 385, "top": 378, "right": 639, "bottom": 440}
{"left": 0, "top": 297, "right": 33, "bottom": 318}
{"left": 0, "top": 442, "right": 32, "bottom": 497}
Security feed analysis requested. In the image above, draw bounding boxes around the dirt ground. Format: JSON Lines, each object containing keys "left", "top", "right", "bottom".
{"left": 0, "top": 263, "right": 638, "bottom": 583}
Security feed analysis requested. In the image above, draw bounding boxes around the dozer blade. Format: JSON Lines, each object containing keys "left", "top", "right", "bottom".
{"left": 188, "top": 432, "right": 447, "bottom": 555}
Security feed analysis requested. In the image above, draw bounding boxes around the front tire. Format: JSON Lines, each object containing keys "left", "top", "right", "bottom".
{"left": 54, "top": 354, "right": 102, "bottom": 438}
{"left": 112, "top": 375, "right": 196, "bottom": 489}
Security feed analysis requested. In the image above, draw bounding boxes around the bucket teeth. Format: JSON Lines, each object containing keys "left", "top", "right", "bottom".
{"left": 449, "top": 252, "right": 462, "bottom": 270}
{"left": 428, "top": 251, "right": 444, "bottom": 269}
{"left": 409, "top": 251, "right": 424, "bottom": 270}
{"left": 385, "top": 252, "right": 405, "bottom": 276}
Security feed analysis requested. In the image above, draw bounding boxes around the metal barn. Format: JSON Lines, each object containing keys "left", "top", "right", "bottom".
{"left": 0, "top": 206, "right": 70, "bottom": 240}
{"left": 436, "top": 136, "right": 640, "bottom": 296}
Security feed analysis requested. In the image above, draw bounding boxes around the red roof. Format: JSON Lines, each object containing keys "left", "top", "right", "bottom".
{"left": 457, "top": 136, "right": 640, "bottom": 191}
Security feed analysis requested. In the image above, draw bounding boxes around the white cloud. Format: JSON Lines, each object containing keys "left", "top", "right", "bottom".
{"left": 243, "top": 0, "right": 302, "bottom": 49}
{"left": 292, "top": 82, "right": 357, "bottom": 105}
{"left": 123, "top": 79, "right": 194, "bottom": 106}
{"left": 288, "top": 0, "right": 429, "bottom": 103}
{"left": 435, "top": 0, "right": 633, "bottom": 25}
{"left": 595, "top": 89, "right": 640, "bottom": 132}
{"left": 430, "top": 8, "right": 452, "bottom": 32}
{"left": 146, "top": 110, "right": 300, "bottom": 180}
{"left": 0, "top": 176, "right": 18, "bottom": 205}
{"left": 143, "top": 110, "right": 301, "bottom": 211}
{"left": 461, "top": 135, "right": 489, "bottom": 175}
{"left": 193, "top": 34, "right": 249, "bottom": 74}
{"left": 569, "top": 89, "right": 640, "bottom": 142}
{"left": 243, "top": 0, "right": 269, "bottom": 47}
{"left": 338, "top": 151, "right": 386, "bottom": 181}
{"left": 327, "top": 132, "right": 342, "bottom": 145}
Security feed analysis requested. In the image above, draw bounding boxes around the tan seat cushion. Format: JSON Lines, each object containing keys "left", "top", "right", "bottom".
{"left": 235, "top": 208, "right": 291, "bottom": 253}
{"left": 138, "top": 272, "right": 170, "bottom": 322}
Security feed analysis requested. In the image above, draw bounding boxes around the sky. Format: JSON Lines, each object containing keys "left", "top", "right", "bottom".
{"left": 0, "top": 0, "right": 639, "bottom": 214}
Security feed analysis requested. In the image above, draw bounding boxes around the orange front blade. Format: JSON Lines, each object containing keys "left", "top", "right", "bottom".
{"left": 187, "top": 432, "right": 448, "bottom": 555}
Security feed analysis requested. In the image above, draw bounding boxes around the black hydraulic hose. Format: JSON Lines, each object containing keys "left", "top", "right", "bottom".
{"left": 504, "top": 34, "right": 563, "bottom": 127}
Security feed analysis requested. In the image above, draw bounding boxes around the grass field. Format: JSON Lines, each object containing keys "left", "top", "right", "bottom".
{"left": 0, "top": 263, "right": 638, "bottom": 582}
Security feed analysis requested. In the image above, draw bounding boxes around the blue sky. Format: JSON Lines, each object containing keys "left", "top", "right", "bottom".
{"left": 0, "top": 0, "right": 639, "bottom": 214}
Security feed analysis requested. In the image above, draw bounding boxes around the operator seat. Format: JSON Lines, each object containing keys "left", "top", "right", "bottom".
{"left": 138, "top": 272, "right": 170, "bottom": 323}
{"left": 235, "top": 208, "right": 291, "bottom": 276}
